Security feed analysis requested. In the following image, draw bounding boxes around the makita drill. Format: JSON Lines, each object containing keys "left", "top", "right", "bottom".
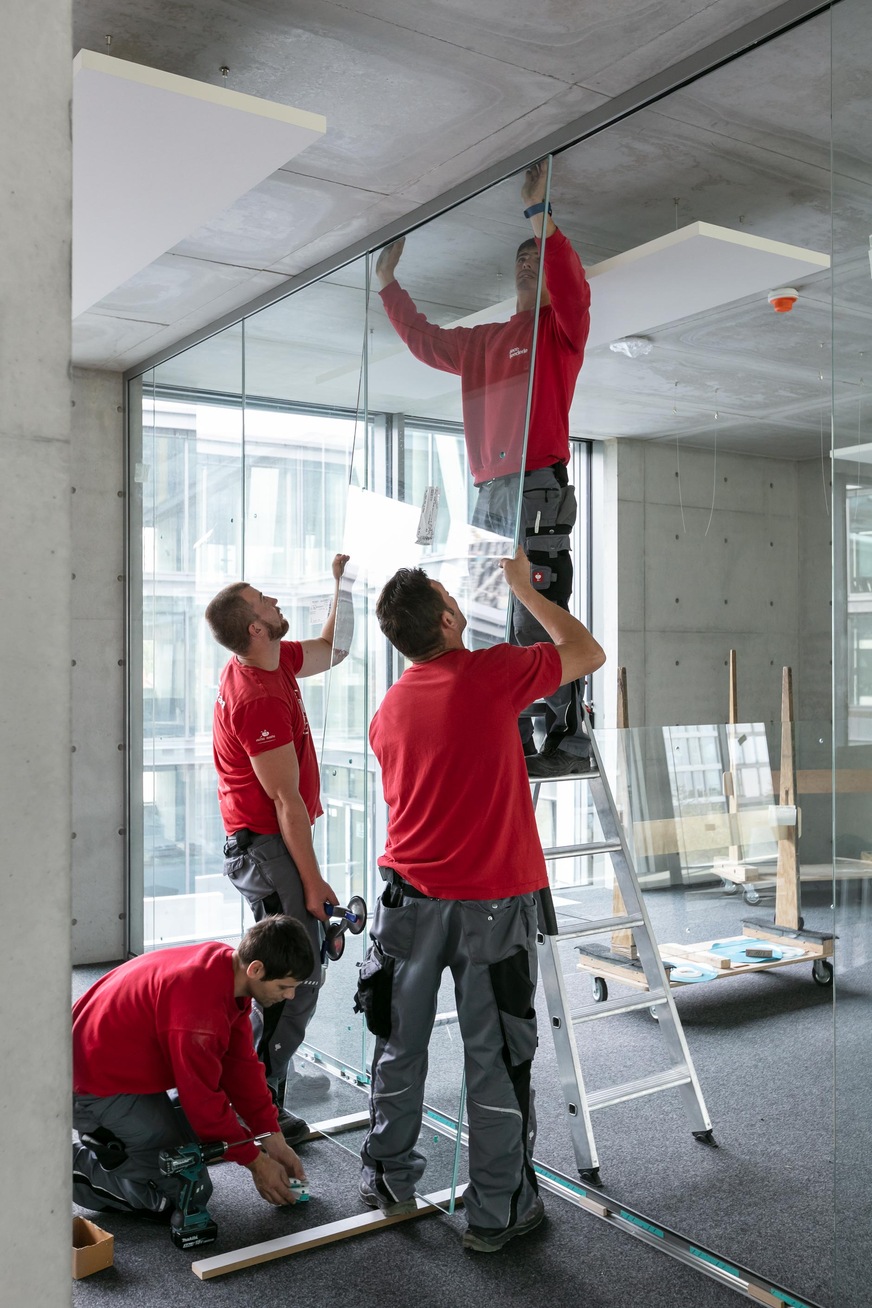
{"left": 158, "top": 1140, "right": 225, "bottom": 1250}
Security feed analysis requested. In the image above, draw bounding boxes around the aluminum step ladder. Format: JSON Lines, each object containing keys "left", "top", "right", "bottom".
{"left": 534, "top": 727, "right": 714, "bottom": 1186}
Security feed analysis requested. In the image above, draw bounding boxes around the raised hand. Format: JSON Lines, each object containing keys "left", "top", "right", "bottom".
{"left": 375, "top": 238, "right": 405, "bottom": 287}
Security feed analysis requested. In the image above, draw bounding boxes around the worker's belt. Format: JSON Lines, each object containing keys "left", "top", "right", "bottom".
{"left": 380, "top": 868, "right": 435, "bottom": 901}
{"left": 525, "top": 521, "right": 573, "bottom": 538}
{"left": 223, "top": 828, "right": 258, "bottom": 857}
{"left": 477, "top": 460, "right": 569, "bottom": 488}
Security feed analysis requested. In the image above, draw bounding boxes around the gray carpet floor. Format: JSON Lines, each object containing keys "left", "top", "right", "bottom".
{"left": 70, "top": 876, "right": 866, "bottom": 1307}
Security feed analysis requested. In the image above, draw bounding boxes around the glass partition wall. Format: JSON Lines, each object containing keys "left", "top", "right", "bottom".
{"left": 126, "top": 8, "right": 853, "bottom": 1299}
{"left": 128, "top": 164, "right": 555, "bottom": 1215}
{"left": 833, "top": 2, "right": 872, "bottom": 1304}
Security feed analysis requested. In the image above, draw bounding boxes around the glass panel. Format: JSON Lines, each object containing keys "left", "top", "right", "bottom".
{"left": 531, "top": 720, "right": 833, "bottom": 1300}
{"left": 318, "top": 162, "right": 558, "bottom": 1212}
{"left": 540, "top": 11, "right": 834, "bottom": 1301}
{"left": 833, "top": 1, "right": 872, "bottom": 1302}
{"left": 240, "top": 262, "right": 370, "bottom": 1108}
{"left": 143, "top": 328, "right": 245, "bottom": 949}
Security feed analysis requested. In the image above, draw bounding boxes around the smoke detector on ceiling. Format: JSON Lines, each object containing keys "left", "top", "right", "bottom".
{"left": 767, "top": 287, "right": 798, "bottom": 313}
{"left": 609, "top": 336, "right": 653, "bottom": 358}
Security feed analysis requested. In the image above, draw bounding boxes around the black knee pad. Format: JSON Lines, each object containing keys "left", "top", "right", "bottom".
{"left": 79, "top": 1127, "right": 129, "bottom": 1170}
{"left": 526, "top": 548, "right": 572, "bottom": 607}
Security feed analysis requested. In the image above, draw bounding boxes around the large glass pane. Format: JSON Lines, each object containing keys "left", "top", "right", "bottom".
{"left": 532, "top": 716, "right": 834, "bottom": 1301}
{"left": 833, "top": 1, "right": 872, "bottom": 1303}
{"left": 328, "top": 162, "right": 559, "bottom": 1212}
{"left": 240, "top": 261, "right": 370, "bottom": 1108}
{"left": 537, "top": 10, "right": 834, "bottom": 1302}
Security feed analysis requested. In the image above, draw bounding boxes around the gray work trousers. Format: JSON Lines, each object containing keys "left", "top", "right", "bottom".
{"left": 473, "top": 465, "right": 590, "bottom": 758}
{"left": 360, "top": 885, "right": 540, "bottom": 1231}
{"left": 223, "top": 833, "right": 324, "bottom": 1096}
{"left": 72, "top": 1091, "right": 205, "bottom": 1214}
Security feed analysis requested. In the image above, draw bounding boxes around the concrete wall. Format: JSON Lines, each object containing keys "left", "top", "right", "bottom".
{"left": 603, "top": 439, "right": 831, "bottom": 730}
{"left": 71, "top": 369, "right": 126, "bottom": 964}
{"left": 0, "top": 2, "right": 73, "bottom": 1302}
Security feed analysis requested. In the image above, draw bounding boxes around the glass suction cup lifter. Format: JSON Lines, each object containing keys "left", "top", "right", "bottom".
{"left": 321, "top": 896, "right": 368, "bottom": 962}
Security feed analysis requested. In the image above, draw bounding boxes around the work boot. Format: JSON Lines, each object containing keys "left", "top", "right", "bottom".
{"left": 462, "top": 1196, "right": 545, "bottom": 1253}
{"left": 358, "top": 1178, "right": 417, "bottom": 1216}
{"left": 526, "top": 748, "right": 594, "bottom": 779}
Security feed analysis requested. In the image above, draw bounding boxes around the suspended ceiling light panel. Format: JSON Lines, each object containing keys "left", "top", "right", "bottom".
{"left": 72, "top": 50, "right": 326, "bottom": 318}
{"left": 361, "top": 222, "right": 829, "bottom": 402}
{"left": 585, "top": 223, "right": 828, "bottom": 346}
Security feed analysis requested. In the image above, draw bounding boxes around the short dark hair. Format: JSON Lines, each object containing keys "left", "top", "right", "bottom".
{"left": 516, "top": 237, "right": 538, "bottom": 260}
{"left": 376, "top": 567, "right": 448, "bottom": 661}
{"left": 205, "top": 582, "right": 256, "bottom": 655}
{"left": 237, "top": 915, "right": 314, "bottom": 981}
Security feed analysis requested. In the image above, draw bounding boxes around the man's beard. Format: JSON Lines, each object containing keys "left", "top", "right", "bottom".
{"left": 263, "top": 616, "right": 289, "bottom": 641}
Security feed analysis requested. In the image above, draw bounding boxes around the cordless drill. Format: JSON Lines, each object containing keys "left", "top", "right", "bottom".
{"left": 158, "top": 1141, "right": 225, "bottom": 1250}
{"left": 158, "top": 1137, "right": 310, "bottom": 1250}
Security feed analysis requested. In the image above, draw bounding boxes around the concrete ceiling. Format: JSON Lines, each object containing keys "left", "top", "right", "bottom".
{"left": 73, "top": 1, "right": 872, "bottom": 460}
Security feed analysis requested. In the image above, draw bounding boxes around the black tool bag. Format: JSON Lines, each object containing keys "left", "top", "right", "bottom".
{"left": 354, "top": 941, "right": 395, "bottom": 1039}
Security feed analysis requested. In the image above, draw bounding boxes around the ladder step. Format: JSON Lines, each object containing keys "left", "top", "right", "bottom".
{"left": 572, "top": 990, "right": 668, "bottom": 1022}
{"left": 587, "top": 1065, "right": 692, "bottom": 1111}
{"left": 551, "top": 913, "right": 644, "bottom": 940}
{"left": 542, "top": 839, "right": 623, "bottom": 859}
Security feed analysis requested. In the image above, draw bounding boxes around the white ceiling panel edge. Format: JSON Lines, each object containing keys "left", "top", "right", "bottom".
{"left": 72, "top": 49, "right": 326, "bottom": 318}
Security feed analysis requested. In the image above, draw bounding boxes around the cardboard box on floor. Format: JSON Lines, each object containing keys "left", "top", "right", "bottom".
{"left": 72, "top": 1216, "right": 114, "bottom": 1279}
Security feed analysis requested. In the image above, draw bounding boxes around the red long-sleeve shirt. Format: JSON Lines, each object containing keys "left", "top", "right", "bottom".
{"left": 380, "top": 229, "right": 590, "bottom": 483}
{"left": 72, "top": 942, "right": 278, "bottom": 1165}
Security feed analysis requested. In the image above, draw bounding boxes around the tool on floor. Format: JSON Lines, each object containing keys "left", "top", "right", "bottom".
{"left": 159, "top": 1133, "right": 308, "bottom": 1250}
{"left": 534, "top": 705, "right": 715, "bottom": 1187}
{"left": 322, "top": 895, "right": 367, "bottom": 962}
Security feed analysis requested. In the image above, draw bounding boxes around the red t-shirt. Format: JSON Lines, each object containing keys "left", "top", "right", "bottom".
{"left": 72, "top": 943, "right": 278, "bottom": 1165}
{"left": 370, "top": 643, "right": 562, "bottom": 898}
{"left": 213, "top": 641, "right": 322, "bottom": 834}
{"left": 380, "top": 229, "right": 590, "bottom": 483}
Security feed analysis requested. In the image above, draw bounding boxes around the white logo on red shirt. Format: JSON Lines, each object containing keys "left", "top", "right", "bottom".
{"left": 509, "top": 346, "right": 529, "bottom": 359}
{"left": 258, "top": 729, "right": 275, "bottom": 742}
{"left": 216, "top": 694, "right": 225, "bottom": 708}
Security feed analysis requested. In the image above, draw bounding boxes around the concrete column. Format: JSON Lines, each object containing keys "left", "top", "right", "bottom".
{"left": 0, "top": 1, "right": 73, "bottom": 1302}
{"left": 71, "top": 369, "right": 126, "bottom": 964}
{"left": 606, "top": 438, "right": 807, "bottom": 728}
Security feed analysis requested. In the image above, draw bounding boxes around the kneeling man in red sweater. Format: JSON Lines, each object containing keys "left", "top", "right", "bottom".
{"left": 72, "top": 915, "right": 311, "bottom": 1220}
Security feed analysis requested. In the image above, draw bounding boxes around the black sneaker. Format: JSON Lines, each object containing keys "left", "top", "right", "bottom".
{"left": 358, "top": 1178, "right": 418, "bottom": 1216}
{"left": 462, "top": 1196, "right": 545, "bottom": 1253}
{"left": 526, "top": 749, "right": 593, "bottom": 779}
{"left": 276, "top": 1108, "right": 310, "bottom": 1146}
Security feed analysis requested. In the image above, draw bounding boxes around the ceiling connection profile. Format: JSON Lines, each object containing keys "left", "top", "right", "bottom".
{"left": 72, "top": 49, "right": 326, "bottom": 318}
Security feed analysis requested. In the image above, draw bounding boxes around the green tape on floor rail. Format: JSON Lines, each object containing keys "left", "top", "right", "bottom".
{"left": 769, "top": 1291, "right": 812, "bottom": 1308}
{"left": 689, "top": 1247, "right": 743, "bottom": 1280}
{"left": 619, "top": 1210, "right": 665, "bottom": 1238}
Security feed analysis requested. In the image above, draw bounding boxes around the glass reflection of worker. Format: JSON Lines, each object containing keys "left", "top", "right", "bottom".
{"left": 376, "top": 162, "right": 592, "bottom": 778}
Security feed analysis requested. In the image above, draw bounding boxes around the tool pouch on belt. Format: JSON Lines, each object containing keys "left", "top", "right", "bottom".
{"left": 524, "top": 482, "right": 577, "bottom": 560}
{"left": 354, "top": 941, "right": 395, "bottom": 1039}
